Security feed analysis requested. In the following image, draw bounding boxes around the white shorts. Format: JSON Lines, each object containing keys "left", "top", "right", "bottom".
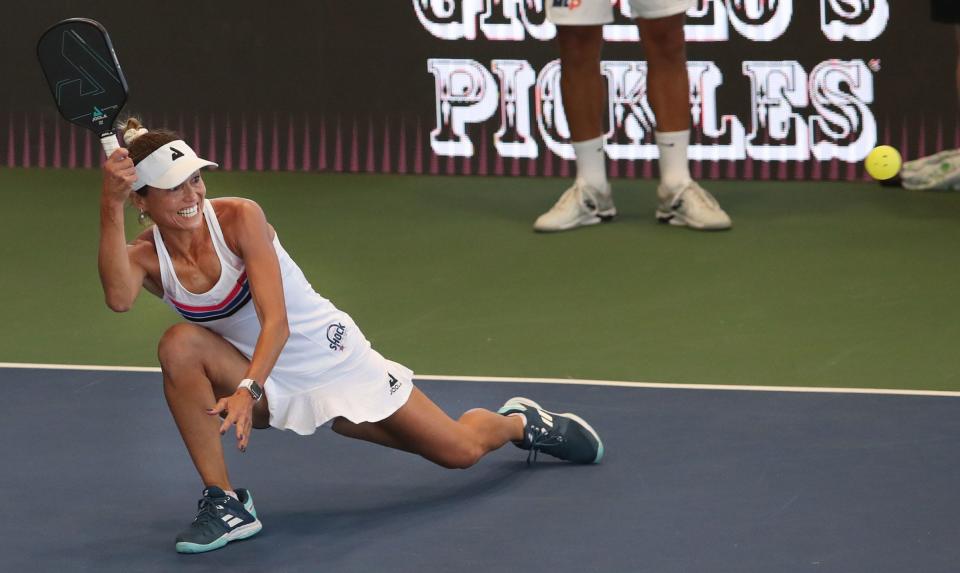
{"left": 546, "top": 0, "right": 694, "bottom": 25}
{"left": 264, "top": 347, "right": 414, "bottom": 435}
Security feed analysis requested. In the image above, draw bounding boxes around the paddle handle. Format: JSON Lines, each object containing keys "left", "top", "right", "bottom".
{"left": 100, "top": 133, "right": 120, "bottom": 158}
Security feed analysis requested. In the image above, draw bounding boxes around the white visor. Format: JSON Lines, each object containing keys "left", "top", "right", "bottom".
{"left": 132, "top": 140, "right": 217, "bottom": 191}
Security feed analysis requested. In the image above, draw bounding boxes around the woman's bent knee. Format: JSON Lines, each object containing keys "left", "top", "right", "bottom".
{"left": 157, "top": 323, "right": 209, "bottom": 371}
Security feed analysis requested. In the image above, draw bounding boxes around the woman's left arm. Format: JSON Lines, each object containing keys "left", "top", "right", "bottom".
{"left": 209, "top": 199, "right": 290, "bottom": 451}
{"left": 233, "top": 199, "right": 290, "bottom": 383}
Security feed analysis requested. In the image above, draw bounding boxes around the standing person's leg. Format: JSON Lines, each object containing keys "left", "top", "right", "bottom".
{"left": 637, "top": 11, "right": 690, "bottom": 191}
{"left": 534, "top": 3, "right": 617, "bottom": 233}
{"left": 554, "top": 26, "right": 609, "bottom": 203}
{"left": 637, "top": 13, "right": 689, "bottom": 136}
{"left": 636, "top": 7, "right": 732, "bottom": 230}
{"left": 558, "top": 26, "right": 606, "bottom": 145}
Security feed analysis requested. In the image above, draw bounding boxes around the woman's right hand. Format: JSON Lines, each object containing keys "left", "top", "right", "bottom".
{"left": 101, "top": 148, "right": 138, "bottom": 204}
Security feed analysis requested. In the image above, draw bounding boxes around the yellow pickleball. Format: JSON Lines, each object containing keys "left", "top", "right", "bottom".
{"left": 865, "top": 145, "right": 902, "bottom": 181}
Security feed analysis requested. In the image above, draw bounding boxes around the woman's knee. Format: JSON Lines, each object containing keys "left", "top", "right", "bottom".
{"left": 430, "top": 416, "right": 487, "bottom": 469}
{"left": 157, "top": 323, "right": 208, "bottom": 373}
{"left": 431, "top": 443, "right": 484, "bottom": 470}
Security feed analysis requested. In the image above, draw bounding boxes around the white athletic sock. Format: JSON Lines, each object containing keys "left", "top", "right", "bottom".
{"left": 655, "top": 130, "right": 692, "bottom": 192}
{"left": 225, "top": 490, "right": 239, "bottom": 501}
{"left": 572, "top": 136, "right": 608, "bottom": 193}
{"left": 507, "top": 413, "right": 528, "bottom": 443}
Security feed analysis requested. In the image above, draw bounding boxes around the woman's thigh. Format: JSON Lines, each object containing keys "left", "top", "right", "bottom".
{"left": 370, "top": 387, "right": 469, "bottom": 458}
{"left": 159, "top": 323, "right": 271, "bottom": 428}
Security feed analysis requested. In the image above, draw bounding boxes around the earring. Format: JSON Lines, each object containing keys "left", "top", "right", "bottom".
{"left": 138, "top": 209, "right": 147, "bottom": 225}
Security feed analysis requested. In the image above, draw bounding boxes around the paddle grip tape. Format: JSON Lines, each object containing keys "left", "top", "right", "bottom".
{"left": 100, "top": 134, "right": 120, "bottom": 158}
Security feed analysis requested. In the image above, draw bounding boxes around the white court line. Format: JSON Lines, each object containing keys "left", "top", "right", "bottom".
{"left": 2, "top": 361, "right": 959, "bottom": 397}
{"left": 0, "top": 362, "right": 162, "bottom": 373}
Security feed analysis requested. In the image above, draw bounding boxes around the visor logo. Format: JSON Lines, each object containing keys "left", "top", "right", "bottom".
{"left": 170, "top": 147, "right": 184, "bottom": 161}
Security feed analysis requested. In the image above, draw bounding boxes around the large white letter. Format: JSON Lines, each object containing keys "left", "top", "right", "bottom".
{"left": 518, "top": 0, "right": 556, "bottom": 41}
{"left": 427, "top": 59, "right": 499, "bottom": 157}
{"left": 535, "top": 60, "right": 574, "bottom": 160}
{"left": 687, "top": 62, "right": 746, "bottom": 160}
{"left": 491, "top": 59, "right": 539, "bottom": 158}
{"left": 742, "top": 61, "right": 809, "bottom": 161}
{"left": 413, "top": 0, "right": 484, "bottom": 40}
{"left": 809, "top": 60, "right": 876, "bottom": 162}
{"left": 478, "top": 0, "right": 556, "bottom": 41}
{"left": 601, "top": 60, "right": 658, "bottom": 160}
{"left": 820, "top": 0, "right": 889, "bottom": 42}
{"left": 480, "top": 0, "right": 525, "bottom": 41}
{"left": 686, "top": 0, "right": 729, "bottom": 42}
{"left": 727, "top": 0, "right": 792, "bottom": 41}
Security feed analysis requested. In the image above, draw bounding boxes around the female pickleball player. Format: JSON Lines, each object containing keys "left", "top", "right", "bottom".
{"left": 98, "top": 119, "right": 604, "bottom": 554}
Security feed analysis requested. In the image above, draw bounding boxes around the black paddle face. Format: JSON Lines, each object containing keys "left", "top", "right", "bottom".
{"left": 37, "top": 18, "right": 128, "bottom": 138}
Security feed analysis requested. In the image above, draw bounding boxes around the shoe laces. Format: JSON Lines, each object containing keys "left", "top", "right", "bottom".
{"left": 553, "top": 184, "right": 582, "bottom": 211}
{"left": 677, "top": 182, "right": 720, "bottom": 210}
{"left": 192, "top": 496, "right": 225, "bottom": 525}
{"left": 526, "top": 424, "right": 565, "bottom": 465}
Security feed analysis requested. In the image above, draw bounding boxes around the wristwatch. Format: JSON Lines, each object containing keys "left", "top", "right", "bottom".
{"left": 238, "top": 378, "right": 264, "bottom": 402}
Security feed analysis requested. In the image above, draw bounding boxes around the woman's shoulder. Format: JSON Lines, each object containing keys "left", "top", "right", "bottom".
{"left": 209, "top": 197, "right": 275, "bottom": 248}
{"left": 210, "top": 197, "right": 265, "bottom": 224}
{"left": 209, "top": 197, "right": 260, "bottom": 217}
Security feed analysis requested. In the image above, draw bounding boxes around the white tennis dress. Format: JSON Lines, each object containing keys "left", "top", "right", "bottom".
{"left": 151, "top": 199, "right": 413, "bottom": 435}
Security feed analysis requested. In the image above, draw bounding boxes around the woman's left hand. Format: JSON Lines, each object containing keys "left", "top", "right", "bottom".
{"left": 207, "top": 391, "right": 255, "bottom": 452}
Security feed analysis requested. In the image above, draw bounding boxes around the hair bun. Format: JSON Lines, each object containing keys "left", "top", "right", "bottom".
{"left": 123, "top": 127, "right": 149, "bottom": 145}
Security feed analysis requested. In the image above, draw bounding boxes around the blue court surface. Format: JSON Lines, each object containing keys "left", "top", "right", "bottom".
{"left": 2, "top": 366, "right": 959, "bottom": 573}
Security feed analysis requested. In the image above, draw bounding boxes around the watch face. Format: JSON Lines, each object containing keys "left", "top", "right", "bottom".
{"left": 242, "top": 379, "right": 263, "bottom": 401}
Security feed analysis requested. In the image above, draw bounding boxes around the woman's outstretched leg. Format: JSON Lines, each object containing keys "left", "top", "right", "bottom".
{"left": 339, "top": 387, "right": 602, "bottom": 468}
{"left": 334, "top": 387, "right": 522, "bottom": 469}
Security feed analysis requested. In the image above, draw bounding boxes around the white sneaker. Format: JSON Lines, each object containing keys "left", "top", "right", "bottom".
{"left": 901, "top": 149, "right": 960, "bottom": 191}
{"left": 902, "top": 149, "right": 960, "bottom": 173}
{"left": 655, "top": 180, "right": 732, "bottom": 230}
{"left": 533, "top": 179, "right": 616, "bottom": 232}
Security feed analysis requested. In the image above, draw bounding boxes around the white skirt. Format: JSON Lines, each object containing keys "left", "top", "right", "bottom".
{"left": 264, "top": 347, "right": 414, "bottom": 435}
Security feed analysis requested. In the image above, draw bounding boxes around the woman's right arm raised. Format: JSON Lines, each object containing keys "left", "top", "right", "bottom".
{"left": 99, "top": 148, "right": 147, "bottom": 312}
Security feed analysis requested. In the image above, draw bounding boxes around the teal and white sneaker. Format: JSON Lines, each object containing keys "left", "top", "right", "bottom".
{"left": 498, "top": 397, "right": 604, "bottom": 464}
{"left": 533, "top": 179, "right": 616, "bottom": 232}
{"left": 656, "top": 180, "right": 732, "bottom": 230}
{"left": 174, "top": 486, "right": 262, "bottom": 554}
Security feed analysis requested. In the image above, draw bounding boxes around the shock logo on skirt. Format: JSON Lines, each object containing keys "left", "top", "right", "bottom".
{"left": 552, "top": 0, "right": 581, "bottom": 8}
{"left": 326, "top": 323, "right": 347, "bottom": 351}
